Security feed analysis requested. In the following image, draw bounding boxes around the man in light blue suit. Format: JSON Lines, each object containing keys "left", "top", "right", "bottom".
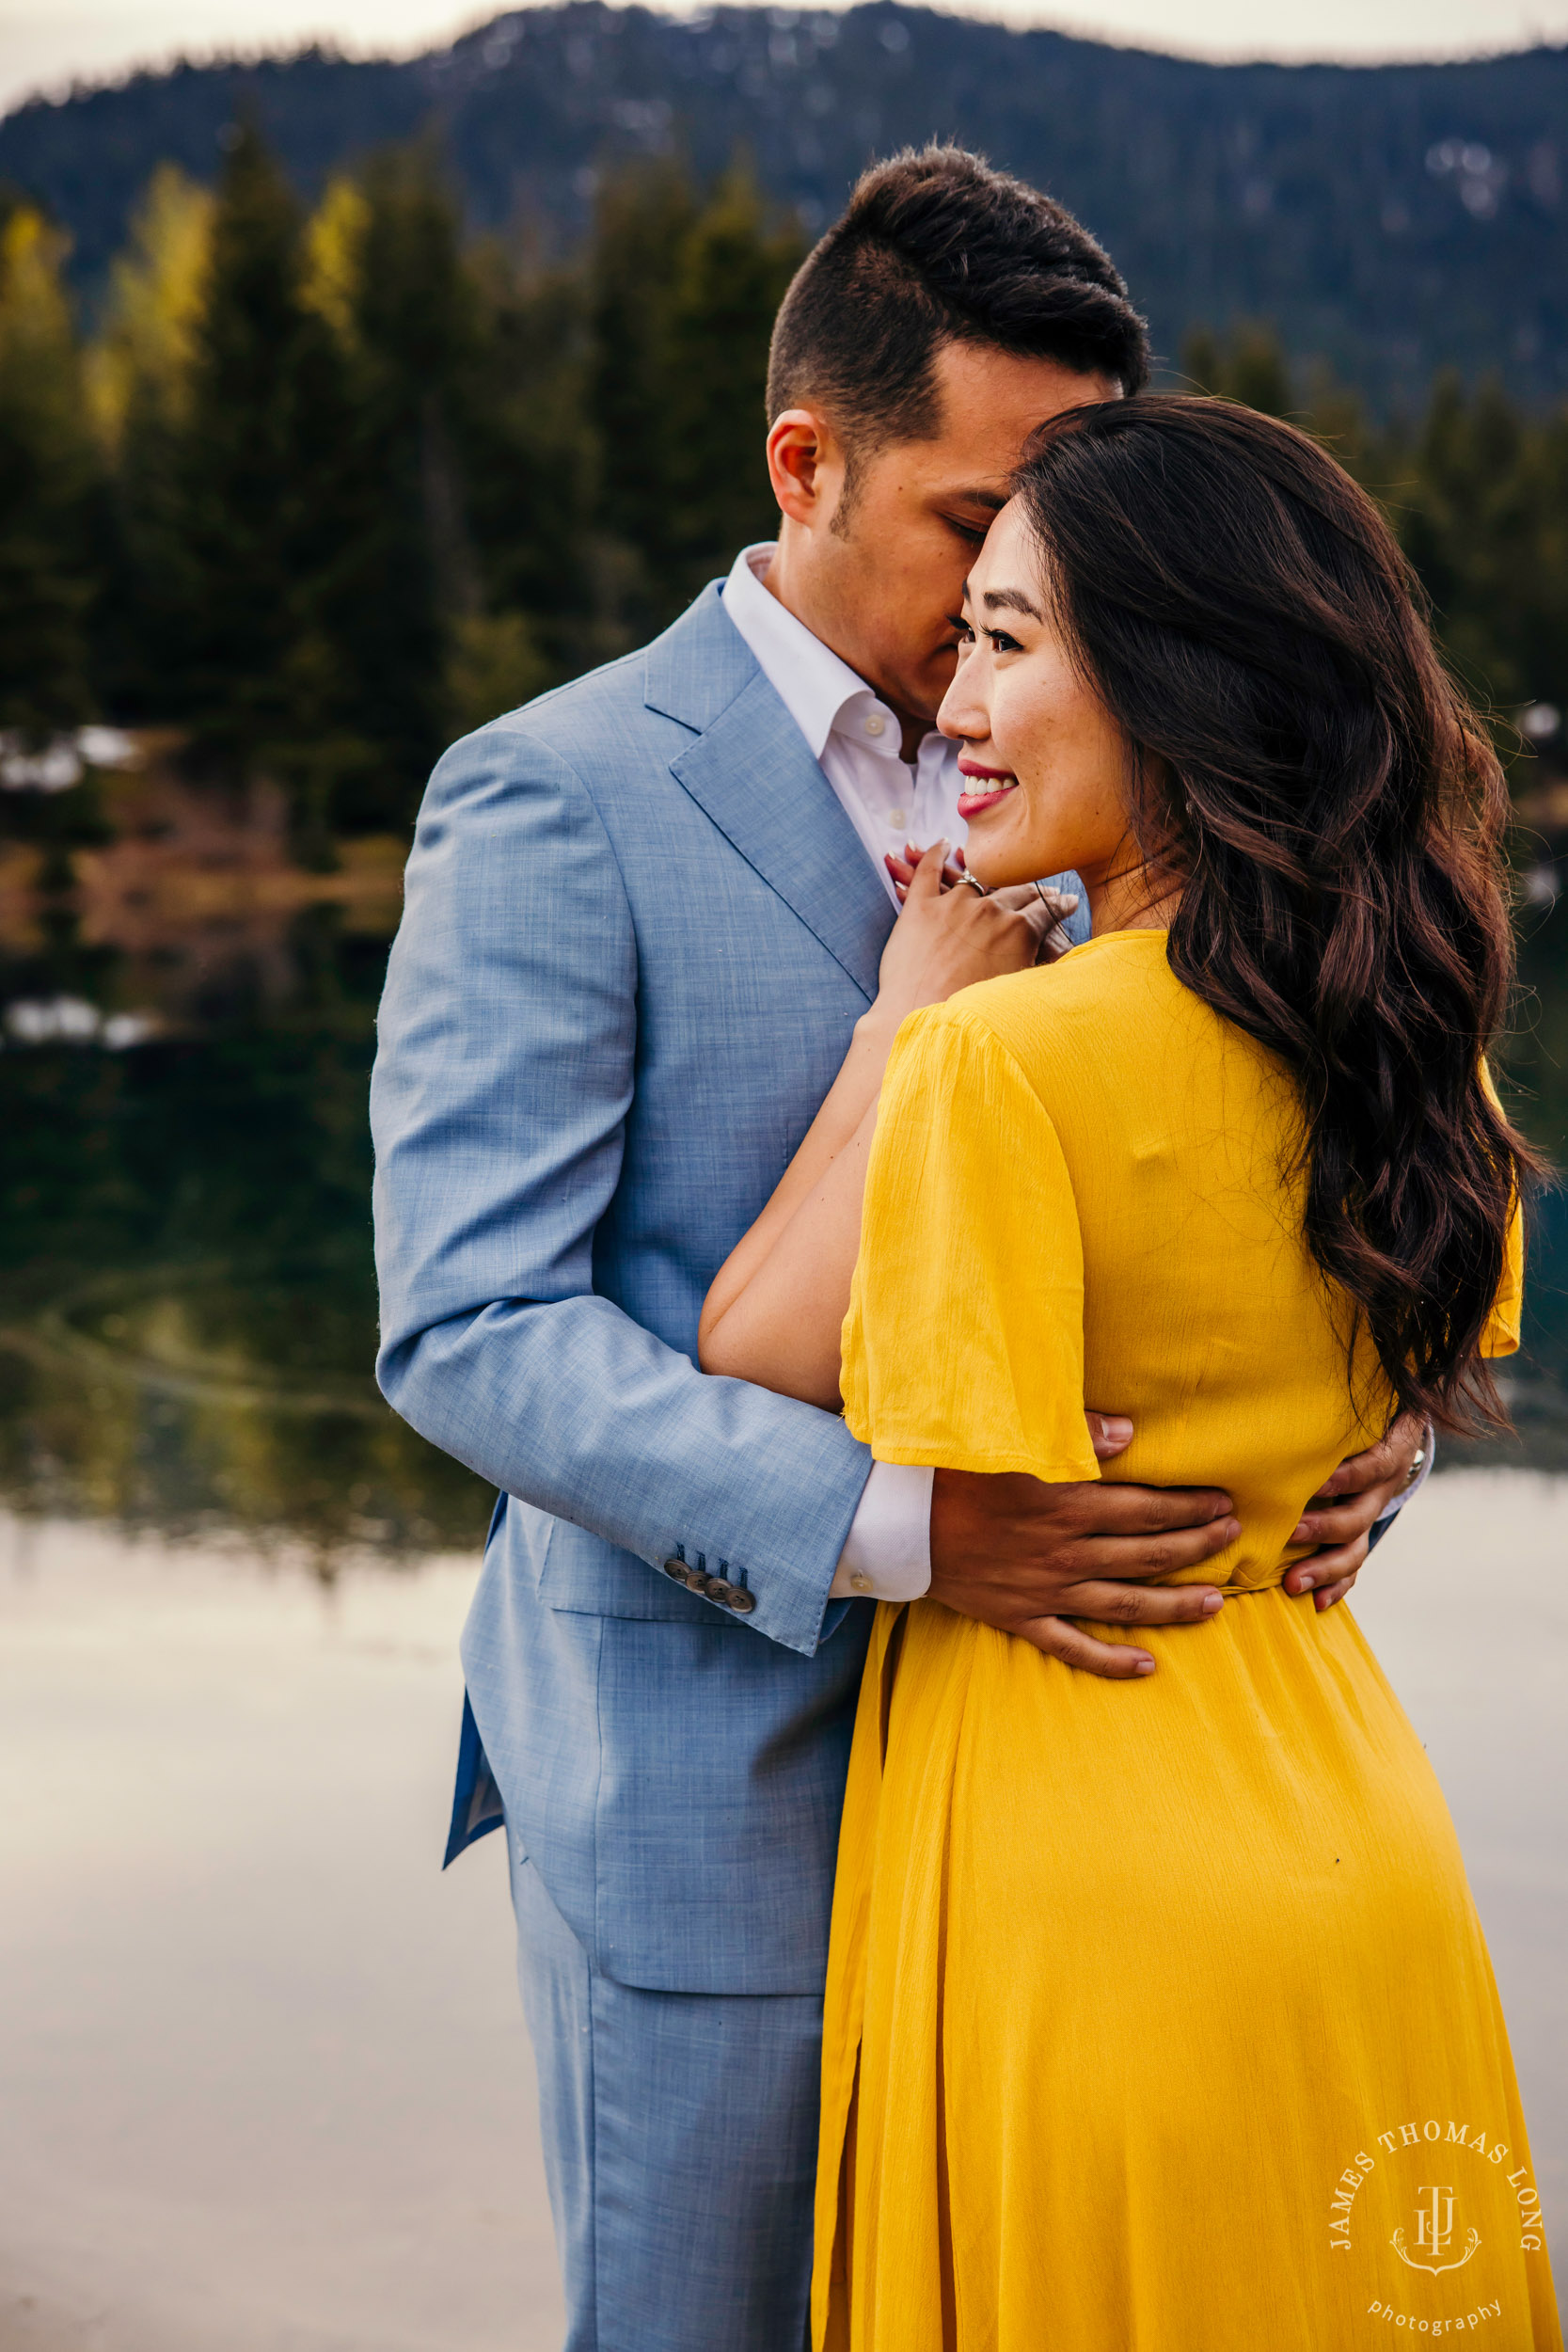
{"left": 372, "top": 150, "right": 1424, "bottom": 2350}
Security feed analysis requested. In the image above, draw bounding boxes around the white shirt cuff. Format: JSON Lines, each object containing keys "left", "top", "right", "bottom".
{"left": 1374, "top": 1423, "right": 1435, "bottom": 1522}
{"left": 831, "top": 1459, "right": 934, "bottom": 1601}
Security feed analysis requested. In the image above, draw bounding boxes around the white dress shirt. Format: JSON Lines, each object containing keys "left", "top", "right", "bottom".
{"left": 721, "top": 544, "right": 945, "bottom": 1602}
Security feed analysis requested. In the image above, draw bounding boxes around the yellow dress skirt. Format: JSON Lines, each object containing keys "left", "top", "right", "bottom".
{"left": 813, "top": 932, "right": 1560, "bottom": 2351}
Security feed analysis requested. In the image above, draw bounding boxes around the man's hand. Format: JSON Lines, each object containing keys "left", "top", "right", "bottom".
{"left": 928, "top": 1412, "right": 1239, "bottom": 1681}
{"left": 1281, "top": 1411, "right": 1427, "bottom": 1613}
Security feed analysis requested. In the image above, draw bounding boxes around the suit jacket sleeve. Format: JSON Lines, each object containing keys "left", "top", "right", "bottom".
{"left": 370, "top": 719, "right": 874, "bottom": 1658}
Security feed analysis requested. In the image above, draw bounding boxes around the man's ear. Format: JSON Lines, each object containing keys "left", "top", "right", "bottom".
{"left": 766, "top": 406, "right": 846, "bottom": 528}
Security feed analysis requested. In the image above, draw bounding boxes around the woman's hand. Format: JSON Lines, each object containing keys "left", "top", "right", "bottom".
{"left": 700, "top": 847, "right": 1070, "bottom": 1405}
{"left": 870, "top": 842, "right": 1061, "bottom": 1037}
{"left": 887, "top": 841, "right": 1076, "bottom": 915}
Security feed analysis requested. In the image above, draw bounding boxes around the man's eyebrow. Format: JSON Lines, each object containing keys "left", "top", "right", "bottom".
{"left": 950, "top": 486, "right": 1008, "bottom": 513}
{"left": 982, "top": 586, "right": 1044, "bottom": 621}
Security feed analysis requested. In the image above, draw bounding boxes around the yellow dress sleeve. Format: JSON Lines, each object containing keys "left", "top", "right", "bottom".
{"left": 1482, "top": 1195, "right": 1525, "bottom": 1359}
{"left": 840, "top": 1003, "right": 1101, "bottom": 1482}
{"left": 1479, "top": 1059, "right": 1525, "bottom": 1358}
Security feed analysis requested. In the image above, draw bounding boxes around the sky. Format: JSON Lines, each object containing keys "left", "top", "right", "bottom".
{"left": 1, "top": 0, "right": 1564, "bottom": 117}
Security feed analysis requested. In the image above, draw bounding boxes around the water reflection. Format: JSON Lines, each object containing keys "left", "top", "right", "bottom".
{"left": 0, "top": 1514, "right": 561, "bottom": 2352}
{"left": 2, "top": 839, "right": 1567, "bottom": 1562}
{"left": 0, "top": 898, "right": 491, "bottom": 1565}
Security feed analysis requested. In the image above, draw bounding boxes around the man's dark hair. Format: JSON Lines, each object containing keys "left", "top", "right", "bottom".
{"left": 766, "top": 146, "right": 1149, "bottom": 467}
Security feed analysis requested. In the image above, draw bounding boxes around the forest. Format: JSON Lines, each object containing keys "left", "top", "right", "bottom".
{"left": 5, "top": 4, "right": 1566, "bottom": 409}
{"left": 1, "top": 124, "right": 1565, "bottom": 852}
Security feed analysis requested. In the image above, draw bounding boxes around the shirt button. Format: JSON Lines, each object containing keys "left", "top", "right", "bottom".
{"left": 886, "top": 808, "right": 906, "bottom": 828}
{"left": 849, "top": 1569, "right": 873, "bottom": 1594}
{"left": 863, "top": 713, "right": 886, "bottom": 738}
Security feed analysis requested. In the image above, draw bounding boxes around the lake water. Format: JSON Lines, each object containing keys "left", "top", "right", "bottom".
{"left": 2, "top": 877, "right": 1565, "bottom": 2347}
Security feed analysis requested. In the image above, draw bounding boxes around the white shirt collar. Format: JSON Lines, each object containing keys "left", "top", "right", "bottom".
{"left": 721, "top": 543, "right": 894, "bottom": 761}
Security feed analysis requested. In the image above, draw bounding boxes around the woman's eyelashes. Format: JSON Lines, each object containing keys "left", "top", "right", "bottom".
{"left": 956, "top": 623, "right": 1022, "bottom": 654}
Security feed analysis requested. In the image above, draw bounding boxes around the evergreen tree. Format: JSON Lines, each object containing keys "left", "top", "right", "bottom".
{"left": 460, "top": 242, "right": 594, "bottom": 689}
{"left": 661, "top": 168, "right": 805, "bottom": 603}
{"left": 587, "top": 160, "right": 802, "bottom": 635}
{"left": 1181, "top": 322, "right": 1293, "bottom": 418}
{"left": 88, "top": 163, "right": 213, "bottom": 442}
{"left": 88, "top": 164, "right": 213, "bottom": 721}
{"left": 1517, "top": 413, "right": 1568, "bottom": 728}
{"left": 317, "top": 145, "right": 479, "bottom": 817}
{"left": 1390, "top": 377, "right": 1551, "bottom": 716}
{"left": 0, "top": 207, "right": 99, "bottom": 733}
{"left": 1183, "top": 327, "right": 1568, "bottom": 747}
{"left": 165, "top": 120, "right": 371, "bottom": 848}
{"left": 170, "top": 122, "right": 316, "bottom": 756}
{"left": 587, "top": 159, "right": 700, "bottom": 639}
{"left": 302, "top": 147, "right": 584, "bottom": 807}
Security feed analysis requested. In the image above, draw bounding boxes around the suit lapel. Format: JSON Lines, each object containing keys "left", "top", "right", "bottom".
{"left": 648, "top": 586, "right": 895, "bottom": 1005}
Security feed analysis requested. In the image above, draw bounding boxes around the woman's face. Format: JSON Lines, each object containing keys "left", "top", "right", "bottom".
{"left": 937, "top": 499, "right": 1137, "bottom": 897}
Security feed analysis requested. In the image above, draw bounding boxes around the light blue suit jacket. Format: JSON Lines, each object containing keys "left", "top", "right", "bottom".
{"left": 371, "top": 580, "right": 1086, "bottom": 1995}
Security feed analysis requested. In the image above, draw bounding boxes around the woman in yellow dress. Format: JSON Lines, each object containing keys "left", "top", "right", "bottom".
{"left": 699, "top": 394, "right": 1560, "bottom": 2348}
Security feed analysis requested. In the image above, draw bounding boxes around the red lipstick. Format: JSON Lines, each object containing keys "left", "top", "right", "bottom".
{"left": 956, "top": 757, "right": 1018, "bottom": 819}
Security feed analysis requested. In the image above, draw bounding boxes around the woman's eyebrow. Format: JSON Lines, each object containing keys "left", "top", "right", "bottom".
{"left": 981, "top": 587, "right": 1044, "bottom": 621}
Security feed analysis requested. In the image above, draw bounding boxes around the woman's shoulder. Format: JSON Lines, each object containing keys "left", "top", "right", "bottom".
{"left": 948, "top": 929, "right": 1187, "bottom": 1052}
{"left": 925, "top": 929, "right": 1266, "bottom": 1118}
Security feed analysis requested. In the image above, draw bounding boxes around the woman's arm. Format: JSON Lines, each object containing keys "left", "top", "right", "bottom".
{"left": 698, "top": 849, "right": 1053, "bottom": 1407}
{"left": 695, "top": 1019, "right": 892, "bottom": 1387}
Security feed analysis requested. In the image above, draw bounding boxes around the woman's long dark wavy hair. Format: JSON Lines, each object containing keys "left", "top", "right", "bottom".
{"left": 1013, "top": 393, "right": 1537, "bottom": 1434}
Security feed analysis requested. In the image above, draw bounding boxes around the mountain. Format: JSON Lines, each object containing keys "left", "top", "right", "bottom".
{"left": 3, "top": 1, "right": 1564, "bottom": 410}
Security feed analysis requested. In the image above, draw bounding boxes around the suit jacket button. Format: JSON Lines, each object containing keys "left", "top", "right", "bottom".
{"left": 663, "top": 1557, "right": 694, "bottom": 1584}
{"left": 702, "top": 1575, "right": 734, "bottom": 1604}
{"left": 727, "top": 1586, "right": 756, "bottom": 1614}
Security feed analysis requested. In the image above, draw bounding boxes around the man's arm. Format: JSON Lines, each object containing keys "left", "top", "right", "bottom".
{"left": 922, "top": 1414, "right": 1430, "bottom": 1672}
{"left": 370, "top": 723, "right": 873, "bottom": 1659}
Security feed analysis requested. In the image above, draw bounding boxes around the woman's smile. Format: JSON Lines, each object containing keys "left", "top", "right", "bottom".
{"left": 956, "top": 756, "right": 1019, "bottom": 818}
